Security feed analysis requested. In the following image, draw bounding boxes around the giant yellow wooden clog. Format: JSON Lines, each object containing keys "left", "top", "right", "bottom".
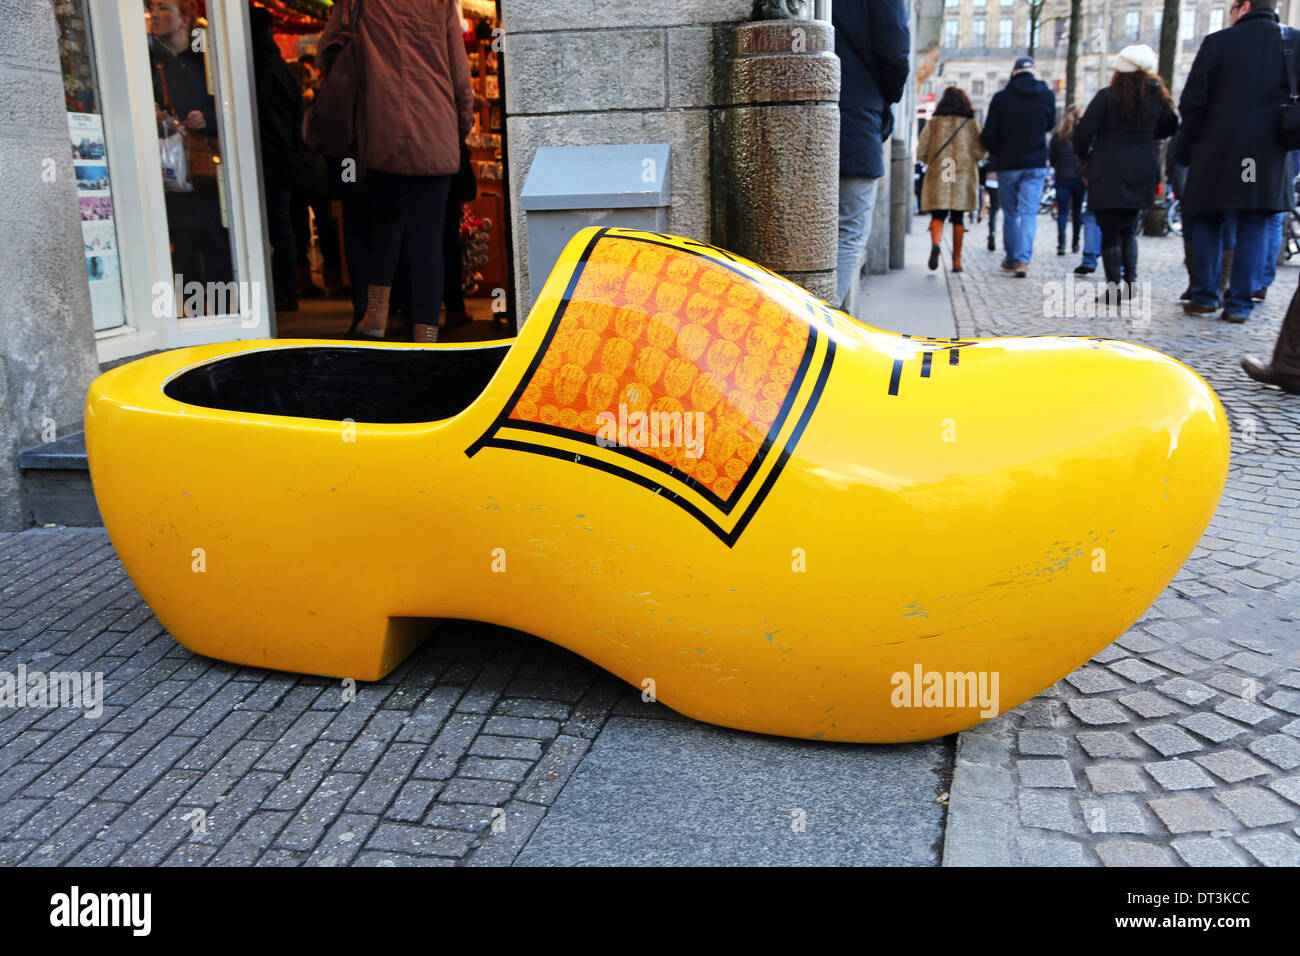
{"left": 85, "top": 227, "right": 1229, "bottom": 742}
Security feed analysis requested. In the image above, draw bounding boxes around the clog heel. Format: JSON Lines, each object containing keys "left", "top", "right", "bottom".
{"left": 86, "top": 226, "right": 1229, "bottom": 742}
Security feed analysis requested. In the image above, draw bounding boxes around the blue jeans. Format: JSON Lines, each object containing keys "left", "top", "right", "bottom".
{"left": 837, "top": 174, "right": 881, "bottom": 307}
{"left": 1080, "top": 207, "right": 1101, "bottom": 268}
{"left": 1190, "top": 211, "right": 1271, "bottom": 317}
{"left": 1055, "top": 177, "right": 1085, "bottom": 239}
{"left": 1262, "top": 212, "right": 1286, "bottom": 290}
{"left": 999, "top": 167, "right": 1047, "bottom": 267}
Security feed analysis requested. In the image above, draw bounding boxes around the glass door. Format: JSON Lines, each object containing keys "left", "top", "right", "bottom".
{"left": 89, "top": 0, "right": 272, "bottom": 364}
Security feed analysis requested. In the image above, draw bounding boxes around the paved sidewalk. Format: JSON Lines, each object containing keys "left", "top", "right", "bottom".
{"left": 0, "top": 528, "right": 947, "bottom": 866}
{"left": 940, "top": 212, "right": 1300, "bottom": 867}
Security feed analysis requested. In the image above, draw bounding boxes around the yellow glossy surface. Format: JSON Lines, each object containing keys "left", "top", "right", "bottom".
{"left": 86, "top": 227, "right": 1229, "bottom": 742}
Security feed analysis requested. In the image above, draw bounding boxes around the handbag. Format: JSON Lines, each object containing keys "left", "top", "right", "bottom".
{"left": 155, "top": 61, "right": 220, "bottom": 193}
{"left": 1281, "top": 25, "right": 1300, "bottom": 150}
{"left": 453, "top": 140, "right": 477, "bottom": 203}
{"left": 304, "top": 0, "right": 365, "bottom": 159}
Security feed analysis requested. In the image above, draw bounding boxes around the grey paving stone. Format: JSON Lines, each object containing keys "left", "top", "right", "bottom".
{"left": 1248, "top": 734, "right": 1300, "bottom": 770}
{"left": 1018, "top": 791, "right": 1077, "bottom": 833}
{"left": 1014, "top": 834, "right": 1087, "bottom": 866}
{"left": 459, "top": 756, "right": 532, "bottom": 783}
{"left": 1147, "top": 650, "right": 1207, "bottom": 676}
{"left": 1267, "top": 776, "right": 1300, "bottom": 806}
{"left": 1214, "top": 787, "right": 1297, "bottom": 827}
{"left": 1143, "top": 759, "right": 1216, "bottom": 791}
{"left": 1264, "top": 690, "right": 1300, "bottom": 716}
{"left": 385, "top": 780, "right": 444, "bottom": 823}
{"left": 1066, "top": 699, "right": 1128, "bottom": 725}
{"left": 1284, "top": 718, "right": 1300, "bottom": 739}
{"left": 469, "top": 735, "right": 545, "bottom": 762}
{"left": 365, "top": 823, "right": 475, "bottom": 858}
{"left": 1214, "top": 697, "right": 1276, "bottom": 726}
{"left": 1018, "top": 700, "right": 1069, "bottom": 728}
{"left": 1171, "top": 837, "right": 1249, "bottom": 867}
{"left": 1222, "top": 651, "right": 1278, "bottom": 677}
{"left": 1107, "top": 659, "right": 1166, "bottom": 684}
{"left": 439, "top": 777, "right": 516, "bottom": 805}
{"left": 1091, "top": 645, "right": 1128, "bottom": 664}
{"left": 1235, "top": 831, "right": 1300, "bottom": 866}
{"left": 1135, "top": 724, "right": 1204, "bottom": 758}
{"left": 1157, "top": 678, "right": 1217, "bottom": 707}
{"left": 1095, "top": 840, "right": 1176, "bottom": 867}
{"left": 1079, "top": 798, "right": 1152, "bottom": 835}
{"left": 1204, "top": 671, "right": 1257, "bottom": 697}
{"left": 1075, "top": 731, "right": 1139, "bottom": 759}
{"left": 1115, "top": 632, "right": 1164, "bottom": 654}
{"left": 1118, "top": 691, "right": 1182, "bottom": 719}
{"left": 1183, "top": 638, "right": 1237, "bottom": 661}
{"left": 1193, "top": 750, "right": 1272, "bottom": 784}
{"left": 1064, "top": 667, "right": 1126, "bottom": 694}
{"left": 462, "top": 801, "right": 549, "bottom": 866}
{"left": 1148, "top": 796, "right": 1231, "bottom": 834}
{"left": 516, "top": 717, "right": 946, "bottom": 865}
{"left": 1017, "top": 759, "right": 1076, "bottom": 789}
{"left": 1177, "top": 712, "right": 1248, "bottom": 744}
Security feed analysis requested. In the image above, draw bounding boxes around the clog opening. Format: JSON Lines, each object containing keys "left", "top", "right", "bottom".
{"left": 164, "top": 344, "right": 510, "bottom": 423}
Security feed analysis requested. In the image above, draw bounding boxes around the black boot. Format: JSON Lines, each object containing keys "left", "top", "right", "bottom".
{"left": 1098, "top": 244, "right": 1123, "bottom": 310}
{"left": 1121, "top": 232, "right": 1138, "bottom": 298}
{"left": 1057, "top": 229, "right": 1066, "bottom": 256}
{"left": 1072, "top": 225, "right": 1081, "bottom": 253}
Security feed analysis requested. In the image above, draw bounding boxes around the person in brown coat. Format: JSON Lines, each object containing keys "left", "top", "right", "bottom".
{"left": 320, "top": 0, "right": 474, "bottom": 342}
{"left": 916, "top": 87, "right": 986, "bottom": 273}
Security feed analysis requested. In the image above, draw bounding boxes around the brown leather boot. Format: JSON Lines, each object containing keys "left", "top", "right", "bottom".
{"left": 927, "top": 217, "right": 943, "bottom": 271}
{"left": 952, "top": 224, "right": 965, "bottom": 272}
{"left": 356, "top": 285, "right": 390, "bottom": 338}
{"left": 412, "top": 323, "right": 439, "bottom": 343}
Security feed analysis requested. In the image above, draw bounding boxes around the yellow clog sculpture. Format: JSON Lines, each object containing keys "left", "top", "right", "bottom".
{"left": 86, "top": 227, "right": 1229, "bottom": 742}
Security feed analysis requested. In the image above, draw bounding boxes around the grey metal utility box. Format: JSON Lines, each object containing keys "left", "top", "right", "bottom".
{"left": 520, "top": 143, "right": 671, "bottom": 304}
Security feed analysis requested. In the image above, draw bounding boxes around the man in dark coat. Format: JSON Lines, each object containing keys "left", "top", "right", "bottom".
{"left": 980, "top": 57, "right": 1055, "bottom": 276}
{"left": 1178, "top": 0, "right": 1293, "bottom": 323}
{"left": 249, "top": 5, "right": 304, "bottom": 312}
{"left": 834, "top": 0, "right": 909, "bottom": 308}
{"left": 149, "top": 0, "right": 232, "bottom": 299}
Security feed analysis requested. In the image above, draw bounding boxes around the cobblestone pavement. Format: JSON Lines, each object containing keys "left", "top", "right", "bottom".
{"left": 941, "top": 212, "right": 1300, "bottom": 866}
{"left": 0, "top": 525, "right": 947, "bottom": 866}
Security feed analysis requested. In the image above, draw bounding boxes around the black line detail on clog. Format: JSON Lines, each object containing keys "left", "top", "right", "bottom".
{"left": 888, "top": 359, "right": 903, "bottom": 396}
{"left": 466, "top": 229, "right": 834, "bottom": 545}
{"left": 920, "top": 351, "right": 933, "bottom": 378}
{"left": 464, "top": 227, "right": 610, "bottom": 459}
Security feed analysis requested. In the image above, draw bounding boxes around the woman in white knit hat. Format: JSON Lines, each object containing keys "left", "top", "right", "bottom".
{"left": 1071, "top": 43, "right": 1179, "bottom": 306}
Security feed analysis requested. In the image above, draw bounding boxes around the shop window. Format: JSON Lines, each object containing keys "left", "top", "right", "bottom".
{"left": 145, "top": 0, "right": 239, "bottom": 318}
{"left": 54, "top": 0, "right": 127, "bottom": 332}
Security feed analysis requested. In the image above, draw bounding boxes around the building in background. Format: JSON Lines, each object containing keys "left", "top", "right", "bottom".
{"left": 923, "top": 1, "right": 1282, "bottom": 121}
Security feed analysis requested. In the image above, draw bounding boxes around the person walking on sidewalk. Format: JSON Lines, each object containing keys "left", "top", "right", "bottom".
{"left": 834, "top": 0, "right": 909, "bottom": 308}
{"left": 1072, "top": 44, "right": 1179, "bottom": 305}
{"left": 980, "top": 56, "right": 1055, "bottom": 277}
{"left": 1049, "top": 107, "right": 1085, "bottom": 256}
{"left": 979, "top": 160, "right": 999, "bottom": 251}
{"left": 1242, "top": 281, "right": 1300, "bottom": 393}
{"left": 1178, "top": 0, "right": 1294, "bottom": 324}
{"left": 916, "top": 87, "right": 985, "bottom": 273}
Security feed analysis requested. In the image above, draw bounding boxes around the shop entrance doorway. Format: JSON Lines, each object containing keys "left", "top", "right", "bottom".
{"left": 267, "top": 0, "right": 517, "bottom": 345}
